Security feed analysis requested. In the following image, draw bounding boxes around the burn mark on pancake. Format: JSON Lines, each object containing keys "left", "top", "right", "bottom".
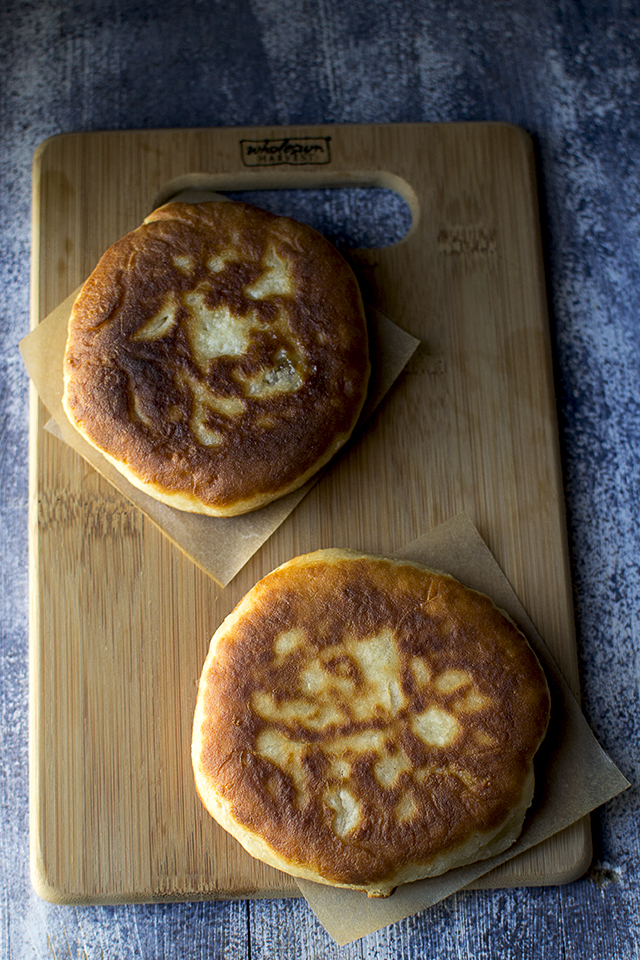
{"left": 173, "top": 254, "right": 194, "bottom": 274}
{"left": 132, "top": 293, "right": 179, "bottom": 342}
{"left": 324, "top": 655, "right": 361, "bottom": 685}
{"left": 244, "top": 244, "right": 295, "bottom": 299}
{"left": 330, "top": 729, "right": 386, "bottom": 758}
{"left": 409, "top": 656, "right": 432, "bottom": 687}
{"left": 240, "top": 350, "right": 304, "bottom": 398}
{"left": 252, "top": 690, "right": 346, "bottom": 731}
{"left": 324, "top": 786, "right": 361, "bottom": 838}
{"left": 395, "top": 791, "right": 418, "bottom": 823}
{"left": 411, "top": 706, "right": 460, "bottom": 747}
{"left": 274, "top": 627, "right": 305, "bottom": 661}
{"left": 183, "top": 285, "right": 266, "bottom": 369}
{"left": 207, "top": 245, "right": 239, "bottom": 273}
{"left": 255, "top": 729, "right": 309, "bottom": 808}
{"left": 127, "top": 387, "right": 155, "bottom": 430}
{"left": 173, "top": 369, "right": 244, "bottom": 447}
{"left": 374, "top": 745, "right": 413, "bottom": 789}
{"left": 434, "top": 669, "right": 470, "bottom": 693}
{"left": 346, "top": 630, "right": 405, "bottom": 720}
{"left": 457, "top": 689, "right": 491, "bottom": 712}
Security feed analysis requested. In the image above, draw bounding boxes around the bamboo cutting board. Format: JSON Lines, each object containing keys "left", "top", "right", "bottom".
{"left": 29, "top": 123, "right": 590, "bottom": 904}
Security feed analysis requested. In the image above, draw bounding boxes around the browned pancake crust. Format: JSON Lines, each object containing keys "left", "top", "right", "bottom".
{"left": 62, "top": 201, "right": 369, "bottom": 515}
{"left": 192, "top": 550, "right": 550, "bottom": 892}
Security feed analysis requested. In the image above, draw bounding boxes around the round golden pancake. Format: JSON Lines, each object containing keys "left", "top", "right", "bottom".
{"left": 62, "top": 201, "right": 369, "bottom": 516}
{"left": 192, "top": 549, "right": 550, "bottom": 897}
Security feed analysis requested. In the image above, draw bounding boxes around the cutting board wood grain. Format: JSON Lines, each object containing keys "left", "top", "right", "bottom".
{"left": 29, "top": 123, "right": 590, "bottom": 904}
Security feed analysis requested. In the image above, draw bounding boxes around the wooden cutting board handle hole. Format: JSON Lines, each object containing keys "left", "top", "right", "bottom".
{"left": 152, "top": 173, "right": 418, "bottom": 250}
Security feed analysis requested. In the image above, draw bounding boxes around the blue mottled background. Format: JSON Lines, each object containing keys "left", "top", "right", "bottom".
{"left": 1, "top": 1, "right": 639, "bottom": 958}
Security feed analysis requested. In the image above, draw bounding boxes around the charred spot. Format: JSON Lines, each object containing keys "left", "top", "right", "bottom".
{"left": 324, "top": 655, "right": 362, "bottom": 686}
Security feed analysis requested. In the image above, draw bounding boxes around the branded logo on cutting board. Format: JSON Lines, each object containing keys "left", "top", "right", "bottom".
{"left": 240, "top": 137, "right": 331, "bottom": 167}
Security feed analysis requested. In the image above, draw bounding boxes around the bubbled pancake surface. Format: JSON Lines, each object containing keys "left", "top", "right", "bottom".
{"left": 192, "top": 549, "right": 551, "bottom": 897}
{"left": 62, "top": 202, "right": 369, "bottom": 516}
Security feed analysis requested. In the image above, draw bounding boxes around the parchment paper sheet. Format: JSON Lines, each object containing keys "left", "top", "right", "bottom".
{"left": 20, "top": 295, "right": 418, "bottom": 585}
{"left": 297, "top": 514, "right": 629, "bottom": 945}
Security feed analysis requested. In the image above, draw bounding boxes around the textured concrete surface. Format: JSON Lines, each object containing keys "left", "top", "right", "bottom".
{"left": 1, "top": 1, "right": 639, "bottom": 957}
